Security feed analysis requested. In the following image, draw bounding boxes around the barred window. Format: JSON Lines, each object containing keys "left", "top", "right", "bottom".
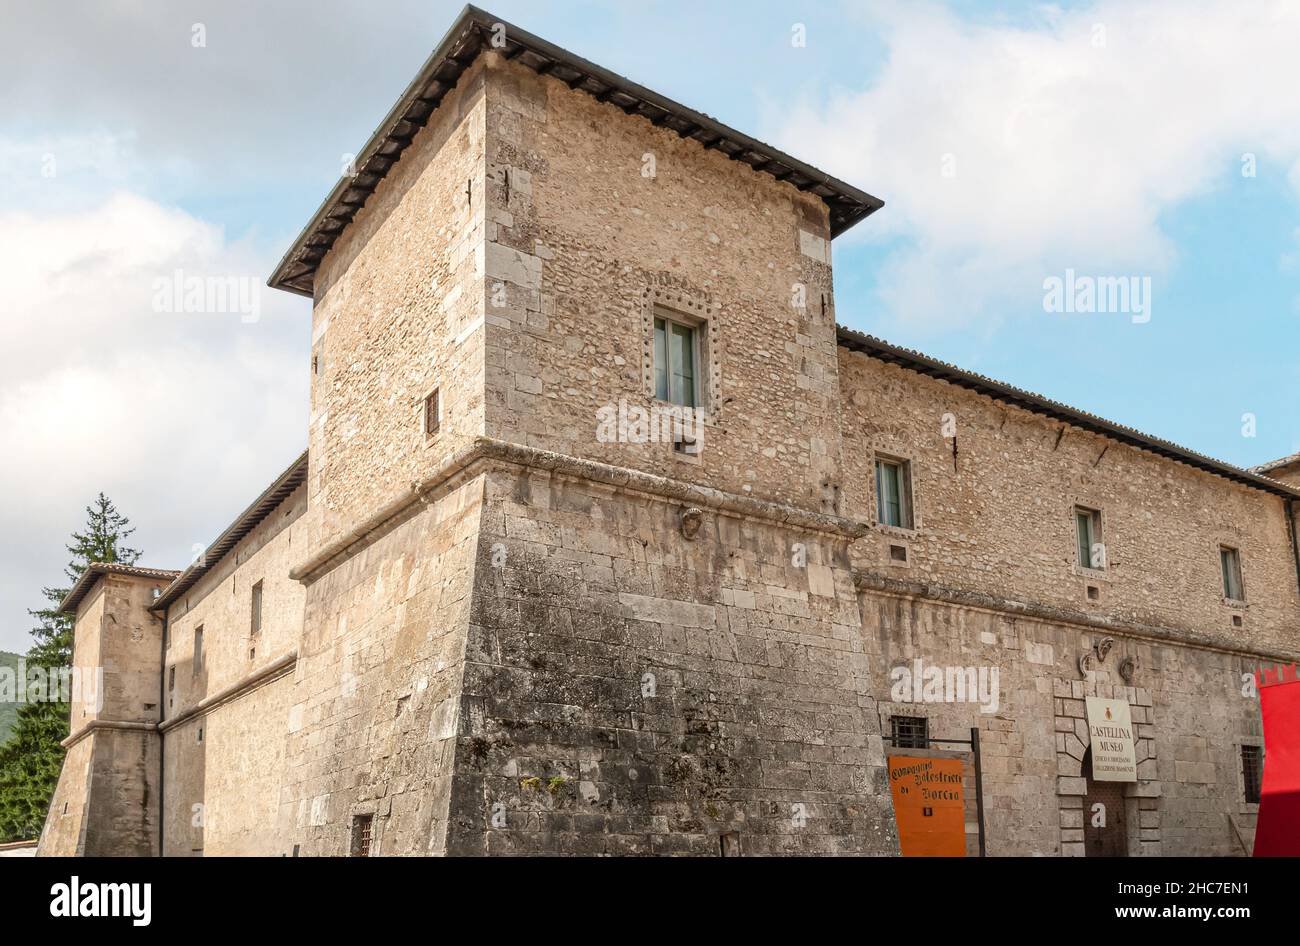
{"left": 891, "top": 715, "right": 928, "bottom": 749}
{"left": 350, "top": 814, "right": 374, "bottom": 857}
{"left": 1242, "top": 745, "right": 1263, "bottom": 804}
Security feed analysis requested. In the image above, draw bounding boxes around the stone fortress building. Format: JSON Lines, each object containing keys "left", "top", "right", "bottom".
{"left": 39, "top": 6, "right": 1300, "bottom": 857}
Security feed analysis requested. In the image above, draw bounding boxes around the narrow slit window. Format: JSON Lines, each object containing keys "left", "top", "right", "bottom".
{"left": 424, "top": 389, "right": 441, "bottom": 435}
{"left": 653, "top": 315, "right": 698, "bottom": 408}
{"left": 193, "top": 626, "right": 204, "bottom": 677}
{"left": 1221, "top": 546, "right": 1244, "bottom": 601}
{"left": 250, "top": 580, "right": 263, "bottom": 638}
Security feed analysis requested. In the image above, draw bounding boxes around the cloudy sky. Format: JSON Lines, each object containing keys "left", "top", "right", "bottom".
{"left": 2, "top": 0, "right": 1298, "bottom": 653}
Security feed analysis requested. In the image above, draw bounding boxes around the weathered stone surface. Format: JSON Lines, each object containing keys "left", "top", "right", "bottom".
{"left": 37, "top": 20, "right": 1296, "bottom": 858}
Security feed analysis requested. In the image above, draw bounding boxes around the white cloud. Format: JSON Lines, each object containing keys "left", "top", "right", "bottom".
{"left": 0, "top": 132, "right": 141, "bottom": 210}
{"left": 0, "top": 193, "right": 307, "bottom": 652}
{"left": 773, "top": 0, "right": 1300, "bottom": 330}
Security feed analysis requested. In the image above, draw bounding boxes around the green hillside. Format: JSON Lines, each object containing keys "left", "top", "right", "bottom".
{"left": 0, "top": 652, "right": 20, "bottom": 747}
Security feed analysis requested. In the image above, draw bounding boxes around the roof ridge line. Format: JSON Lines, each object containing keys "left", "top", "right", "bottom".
{"left": 835, "top": 325, "right": 1300, "bottom": 500}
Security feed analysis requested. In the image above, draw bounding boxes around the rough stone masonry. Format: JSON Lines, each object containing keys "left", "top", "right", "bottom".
{"left": 39, "top": 7, "right": 1300, "bottom": 857}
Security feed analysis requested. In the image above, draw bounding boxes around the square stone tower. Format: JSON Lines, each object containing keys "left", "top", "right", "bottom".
{"left": 40, "top": 565, "right": 178, "bottom": 856}
{"left": 267, "top": 8, "right": 897, "bottom": 855}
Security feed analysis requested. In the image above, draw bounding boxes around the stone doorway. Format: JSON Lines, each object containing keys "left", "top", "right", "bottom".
{"left": 1082, "top": 748, "right": 1128, "bottom": 857}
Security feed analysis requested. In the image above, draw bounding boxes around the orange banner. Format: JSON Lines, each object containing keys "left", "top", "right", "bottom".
{"left": 888, "top": 756, "right": 966, "bottom": 857}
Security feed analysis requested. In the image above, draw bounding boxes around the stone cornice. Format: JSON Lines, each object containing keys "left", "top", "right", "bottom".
{"left": 61, "top": 653, "right": 300, "bottom": 746}
{"left": 290, "top": 437, "right": 869, "bottom": 585}
{"left": 855, "top": 571, "right": 1300, "bottom": 664}
{"left": 158, "top": 652, "right": 298, "bottom": 733}
{"left": 61, "top": 719, "right": 157, "bottom": 750}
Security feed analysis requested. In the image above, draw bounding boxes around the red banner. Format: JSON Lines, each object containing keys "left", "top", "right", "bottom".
{"left": 1254, "top": 665, "right": 1300, "bottom": 857}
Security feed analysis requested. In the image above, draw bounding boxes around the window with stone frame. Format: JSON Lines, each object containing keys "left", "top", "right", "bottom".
{"left": 875, "top": 456, "right": 914, "bottom": 529}
{"left": 1075, "top": 506, "right": 1104, "bottom": 570}
{"left": 640, "top": 289, "right": 719, "bottom": 421}
{"left": 1221, "top": 546, "right": 1245, "bottom": 601}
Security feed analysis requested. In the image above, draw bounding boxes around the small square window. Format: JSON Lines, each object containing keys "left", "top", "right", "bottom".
{"left": 875, "top": 457, "right": 914, "bottom": 529}
{"left": 889, "top": 544, "right": 908, "bottom": 563}
{"left": 423, "top": 389, "right": 441, "bottom": 436}
{"left": 1242, "top": 745, "right": 1263, "bottom": 804}
{"left": 1221, "top": 546, "right": 1244, "bottom": 601}
{"left": 350, "top": 814, "right": 374, "bottom": 857}
{"left": 672, "top": 433, "right": 700, "bottom": 458}
{"left": 1086, "top": 584, "right": 1100, "bottom": 601}
{"left": 890, "top": 715, "right": 928, "bottom": 749}
{"left": 1075, "top": 507, "right": 1104, "bottom": 569}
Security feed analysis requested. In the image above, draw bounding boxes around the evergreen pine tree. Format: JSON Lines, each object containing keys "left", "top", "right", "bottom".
{"left": 0, "top": 494, "right": 141, "bottom": 840}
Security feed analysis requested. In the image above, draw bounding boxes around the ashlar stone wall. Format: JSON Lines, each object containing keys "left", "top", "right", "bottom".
{"left": 444, "top": 465, "right": 897, "bottom": 856}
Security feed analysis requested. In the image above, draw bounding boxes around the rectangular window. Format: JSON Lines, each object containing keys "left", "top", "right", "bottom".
{"left": 1221, "top": 546, "right": 1244, "bottom": 601}
{"left": 168, "top": 666, "right": 176, "bottom": 692}
{"left": 875, "top": 457, "right": 913, "bottom": 528}
{"left": 193, "top": 626, "right": 204, "bottom": 677}
{"left": 250, "top": 580, "right": 263, "bottom": 637}
{"left": 890, "top": 715, "right": 928, "bottom": 749}
{"left": 1242, "top": 745, "right": 1263, "bottom": 804}
{"left": 424, "top": 389, "right": 441, "bottom": 435}
{"left": 350, "top": 814, "right": 374, "bottom": 857}
{"left": 1075, "top": 507, "right": 1103, "bottom": 569}
{"left": 653, "top": 315, "right": 697, "bottom": 408}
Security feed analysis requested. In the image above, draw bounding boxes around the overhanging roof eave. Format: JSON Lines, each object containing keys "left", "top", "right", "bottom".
{"left": 267, "top": 5, "right": 882, "bottom": 297}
